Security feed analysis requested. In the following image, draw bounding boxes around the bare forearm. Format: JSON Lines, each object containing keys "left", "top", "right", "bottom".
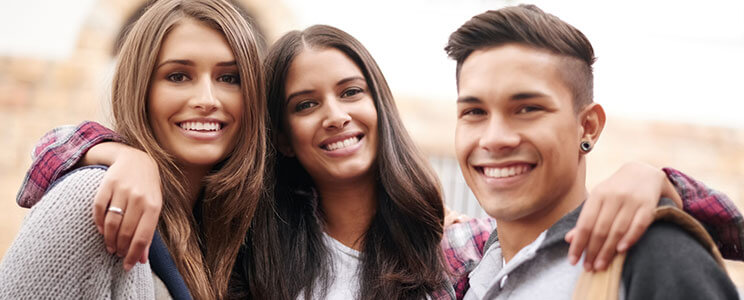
{"left": 77, "top": 142, "right": 130, "bottom": 167}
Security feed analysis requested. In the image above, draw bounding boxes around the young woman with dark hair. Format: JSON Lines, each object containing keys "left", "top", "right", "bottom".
{"left": 253, "top": 24, "right": 449, "bottom": 299}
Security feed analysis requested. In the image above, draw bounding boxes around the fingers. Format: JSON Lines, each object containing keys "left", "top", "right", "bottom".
{"left": 139, "top": 242, "right": 151, "bottom": 264}
{"left": 581, "top": 198, "right": 621, "bottom": 271}
{"left": 617, "top": 206, "right": 654, "bottom": 253}
{"left": 122, "top": 208, "right": 159, "bottom": 271}
{"left": 565, "top": 229, "right": 575, "bottom": 244}
{"left": 117, "top": 196, "right": 143, "bottom": 258}
{"left": 566, "top": 196, "right": 601, "bottom": 266}
{"left": 103, "top": 192, "right": 127, "bottom": 255}
{"left": 93, "top": 180, "right": 114, "bottom": 234}
{"left": 592, "top": 205, "right": 634, "bottom": 271}
{"left": 444, "top": 210, "right": 469, "bottom": 227}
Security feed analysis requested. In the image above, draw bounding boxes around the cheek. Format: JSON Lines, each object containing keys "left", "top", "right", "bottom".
{"left": 455, "top": 123, "right": 477, "bottom": 164}
{"left": 360, "top": 98, "right": 378, "bottom": 130}
{"left": 537, "top": 120, "right": 580, "bottom": 170}
{"left": 352, "top": 97, "right": 379, "bottom": 145}
{"left": 221, "top": 90, "right": 245, "bottom": 123}
{"left": 147, "top": 86, "right": 171, "bottom": 135}
{"left": 286, "top": 117, "right": 316, "bottom": 151}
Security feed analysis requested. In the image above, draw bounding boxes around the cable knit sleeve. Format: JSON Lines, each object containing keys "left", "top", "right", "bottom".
{"left": 0, "top": 166, "right": 154, "bottom": 299}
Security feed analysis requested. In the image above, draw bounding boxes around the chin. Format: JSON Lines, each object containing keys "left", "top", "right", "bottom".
{"left": 328, "top": 163, "right": 373, "bottom": 181}
{"left": 476, "top": 193, "right": 526, "bottom": 220}
{"left": 179, "top": 150, "right": 229, "bottom": 168}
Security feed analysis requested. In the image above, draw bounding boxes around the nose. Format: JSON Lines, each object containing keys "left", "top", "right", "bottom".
{"left": 190, "top": 76, "right": 219, "bottom": 113}
{"left": 478, "top": 116, "right": 520, "bottom": 152}
{"left": 321, "top": 98, "right": 351, "bottom": 129}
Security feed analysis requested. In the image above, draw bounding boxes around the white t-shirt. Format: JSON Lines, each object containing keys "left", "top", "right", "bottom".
{"left": 300, "top": 233, "right": 362, "bottom": 300}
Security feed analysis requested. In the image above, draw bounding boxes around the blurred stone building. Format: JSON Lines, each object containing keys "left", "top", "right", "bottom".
{"left": 1, "top": 0, "right": 742, "bottom": 288}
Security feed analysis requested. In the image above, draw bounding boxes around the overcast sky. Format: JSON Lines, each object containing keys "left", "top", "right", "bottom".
{"left": 2, "top": 0, "right": 743, "bottom": 128}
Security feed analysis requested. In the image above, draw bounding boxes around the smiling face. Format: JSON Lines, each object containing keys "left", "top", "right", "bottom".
{"left": 455, "top": 43, "right": 588, "bottom": 222}
{"left": 282, "top": 47, "right": 378, "bottom": 184}
{"left": 148, "top": 19, "right": 244, "bottom": 172}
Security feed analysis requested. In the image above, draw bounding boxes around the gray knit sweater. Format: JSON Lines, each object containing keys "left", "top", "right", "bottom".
{"left": 0, "top": 167, "right": 159, "bottom": 299}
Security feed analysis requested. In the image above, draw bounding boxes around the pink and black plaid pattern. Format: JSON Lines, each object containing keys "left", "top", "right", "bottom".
{"left": 15, "top": 121, "right": 122, "bottom": 208}
{"left": 441, "top": 218, "right": 496, "bottom": 299}
{"left": 664, "top": 167, "right": 743, "bottom": 260}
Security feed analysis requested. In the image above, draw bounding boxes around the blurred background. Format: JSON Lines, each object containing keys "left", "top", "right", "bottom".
{"left": 1, "top": 0, "right": 742, "bottom": 289}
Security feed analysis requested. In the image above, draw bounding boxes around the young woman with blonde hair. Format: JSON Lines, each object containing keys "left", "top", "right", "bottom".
{"left": 0, "top": 0, "right": 267, "bottom": 298}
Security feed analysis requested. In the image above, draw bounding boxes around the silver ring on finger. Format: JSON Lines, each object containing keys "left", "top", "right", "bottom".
{"left": 108, "top": 206, "right": 125, "bottom": 215}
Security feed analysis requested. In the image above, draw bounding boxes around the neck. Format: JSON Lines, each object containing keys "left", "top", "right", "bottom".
{"left": 497, "top": 161, "right": 588, "bottom": 262}
{"left": 182, "top": 164, "right": 211, "bottom": 208}
{"left": 315, "top": 173, "right": 377, "bottom": 251}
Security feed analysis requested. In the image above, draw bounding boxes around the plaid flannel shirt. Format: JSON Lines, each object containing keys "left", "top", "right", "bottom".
{"left": 15, "top": 121, "right": 744, "bottom": 299}
{"left": 15, "top": 121, "right": 122, "bottom": 208}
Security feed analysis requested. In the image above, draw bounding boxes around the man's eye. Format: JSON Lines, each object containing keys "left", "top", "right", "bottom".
{"left": 463, "top": 108, "right": 486, "bottom": 116}
{"left": 166, "top": 73, "right": 188, "bottom": 82}
{"left": 341, "top": 87, "right": 363, "bottom": 98}
{"left": 218, "top": 74, "right": 241, "bottom": 84}
{"left": 295, "top": 101, "right": 318, "bottom": 112}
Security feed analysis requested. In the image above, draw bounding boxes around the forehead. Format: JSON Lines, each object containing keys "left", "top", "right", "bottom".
{"left": 458, "top": 44, "right": 571, "bottom": 104}
{"left": 285, "top": 48, "right": 364, "bottom": 91}
{"left": 158, "top": 19, "right": 234, "bottom": 61}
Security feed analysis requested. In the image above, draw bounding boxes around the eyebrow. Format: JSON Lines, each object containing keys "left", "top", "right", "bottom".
{"left": 337, "top": 76, "right": 365, "bottom": 86}
{"left": 511, "top": 91, "right": 547, "bottom": 101}
{"left": 155, "top": 59, "right": 237, "bottom": 69}
{"left": 456, "top": 91, "right": 549, "bottom": 104}
{"left": 285, "top": 76, "right": 366, "bottom": 104}
{"left": 456, "top": 96, "right": 482, "bottom": 104}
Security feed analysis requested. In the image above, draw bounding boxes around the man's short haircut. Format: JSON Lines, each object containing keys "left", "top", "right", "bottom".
{"left": 445, "top": 4, "right": 596, "bottom": 111}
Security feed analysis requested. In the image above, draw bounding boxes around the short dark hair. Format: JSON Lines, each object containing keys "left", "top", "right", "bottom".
{"left": 445, "top": 4, "right": 596, "bottom": 111}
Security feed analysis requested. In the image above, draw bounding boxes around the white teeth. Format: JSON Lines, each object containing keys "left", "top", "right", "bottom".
{"left": 483, "top": 165, "right": 531, "bottom": 179}
{"left": 179, "top": 121, "right": 221, "bottom": 131}
{"left": 325, "top": 136, "right": 360, "bottom": 151}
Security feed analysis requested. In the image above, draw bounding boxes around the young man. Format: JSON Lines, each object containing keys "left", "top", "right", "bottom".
{"left": 446, "top": 5, "right": 738, "bottom": 299}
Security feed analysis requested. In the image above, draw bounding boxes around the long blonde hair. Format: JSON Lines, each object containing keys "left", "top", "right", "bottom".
{"left": 111, "top": 0, "right": 267, "bottom": 298}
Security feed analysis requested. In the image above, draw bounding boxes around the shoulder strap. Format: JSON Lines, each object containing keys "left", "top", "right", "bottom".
{"left": 572, "top": 206, "right": 726, "bottom": 300}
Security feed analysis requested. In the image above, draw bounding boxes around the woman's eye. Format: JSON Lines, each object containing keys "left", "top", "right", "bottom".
{"left": 166, "top": 73, "right": 188, "bottom": 82}
{"left": 341, "top": 87, "right": 363, "bottom": 98}
{"left": 295, "top": 101, "right": 317, "bottom": 112}
{"left": 218, "top": 74, "right": 241, "bottom": 85}
{"left": 518, "top": 106, "right": 542, "bottom": 114}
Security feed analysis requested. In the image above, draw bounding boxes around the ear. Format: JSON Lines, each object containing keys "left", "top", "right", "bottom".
{"left": 277, "top": 132, "right": 295, "bottom": 157}
{"left": 578, "top": 103, "right": 606, "bottom": 150}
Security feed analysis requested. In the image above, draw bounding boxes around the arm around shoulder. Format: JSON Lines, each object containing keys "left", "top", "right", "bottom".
{"left": 0, "top": 166, "right": 154, "bottom": 299}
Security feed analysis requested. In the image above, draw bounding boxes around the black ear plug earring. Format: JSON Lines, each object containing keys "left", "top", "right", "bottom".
{"left": 580, "top": 141, "right": 592, "bottom": 153}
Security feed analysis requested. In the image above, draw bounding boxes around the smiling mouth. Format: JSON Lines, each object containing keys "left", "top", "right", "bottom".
{"left": 177, "top": 121, "right": 224, "bottom": 132}
{"left": 477, "top": 163, "right": 535, "bottom": 179}
{"left": 321, "top": 134, "right": 364, "bottom": 151}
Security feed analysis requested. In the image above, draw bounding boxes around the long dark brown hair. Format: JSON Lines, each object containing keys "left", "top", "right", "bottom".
{"left": 236, "top": 24, "right": 447, "bottom": 299}
{"left": 112, "top": 0, "right": 267, "bottom": 298}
